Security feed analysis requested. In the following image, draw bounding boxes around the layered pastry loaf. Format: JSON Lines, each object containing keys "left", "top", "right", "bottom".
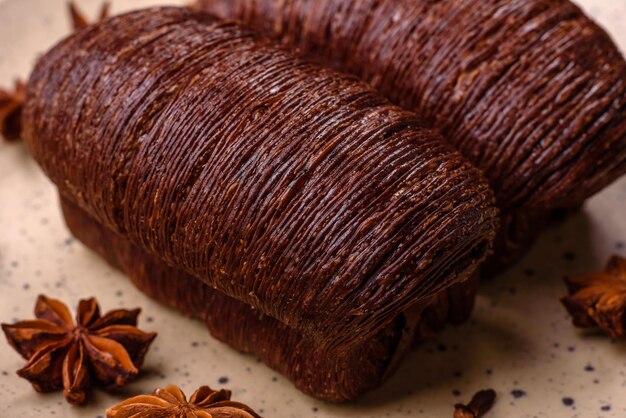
{"left": 21, "top": 8, "right": 498, "bottom": 401}
{"left": 196, "top": 0, "right": 626, "bottom": 271}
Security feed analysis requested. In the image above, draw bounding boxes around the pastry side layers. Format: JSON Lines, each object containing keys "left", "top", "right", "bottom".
{"left": 60, "top": 195, "right": 417, "bottom": 401}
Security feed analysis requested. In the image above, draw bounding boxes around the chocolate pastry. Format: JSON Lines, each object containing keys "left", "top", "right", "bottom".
{"left": 21, "top": 8, "right": 497, "bottom": 401}
{"left": 196, "top": 0, "right": 626, "bottom": 270}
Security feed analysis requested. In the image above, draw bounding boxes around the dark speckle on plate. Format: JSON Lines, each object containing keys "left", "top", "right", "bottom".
{"left": 511, "top": 389, "right": 527, "bottom": 399}
{"left": 562, "top": 397, "right": 575, "bottom": 407}
{"left": 218, "top": 376, "right": 229, "bottom": 384}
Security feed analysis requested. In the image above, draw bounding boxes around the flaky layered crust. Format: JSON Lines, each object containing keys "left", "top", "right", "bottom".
{"left": 21, "top": 8, "right": 497, "bottom": 400}
{"left": 61, "top": 196, "right": 419, "bottom": 401}
{"left": 197, "top": 0, "right": 626, "bottom": 268}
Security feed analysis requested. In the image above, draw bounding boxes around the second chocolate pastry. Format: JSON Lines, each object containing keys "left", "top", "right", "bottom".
{"left": 196, "top": 0, "right": 626, "bottom": 271}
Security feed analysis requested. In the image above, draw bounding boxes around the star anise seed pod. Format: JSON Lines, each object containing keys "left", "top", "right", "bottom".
{"left": 68, "top": 1, "right": 110, "bottom": 31}
{"left": 1, "top": 295, "right": 156, "bottom": 404}
{"left": 106, "top": 385, "right": 262, "bottom": 418}
{"left": 0, "top": 79, "right": 25, "bottom": 142}
{"left": 454, "top": 389, "right": 496, "bottom": 418}
{"left": 561, "top": 255, "right": 626, "bottom": 338}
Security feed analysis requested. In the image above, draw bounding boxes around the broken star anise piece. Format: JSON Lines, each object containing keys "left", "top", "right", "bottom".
{"left": 1, "top": 295, "right": 156, "bottom": 405}
{"left": 454, "top": 389, "right": 496, "bottom": 418}
{"left": 106, "top": 385, "right": 262, "bottom": 418}
{"left": 561, "top": 255, "right": 626, "bottom": 338}
{"left": 0, "top": 79, "right": 25, "bottom": 142}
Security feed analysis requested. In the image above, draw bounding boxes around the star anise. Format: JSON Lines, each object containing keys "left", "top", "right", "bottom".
{"left": 1, "top": 295, "right": 156, "bottom": 404}
{"left": 0, "top": 79, "right": 25, "bottom": 142}
{"left": 68, "top": 1, "right": 110, "bottom": 31}
{"left": 106, "top": 385, "right": 262, "bottom": 418}
{"left": 561, "top": 255, "right": 626, "bottom": 338}
{"left": 454, "top": 389, "right": 496, "bottom": 418}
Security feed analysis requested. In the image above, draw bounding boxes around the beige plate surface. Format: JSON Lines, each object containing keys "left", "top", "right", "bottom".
{"left": 1, "top": 0, "right": 626, "bottom": 417}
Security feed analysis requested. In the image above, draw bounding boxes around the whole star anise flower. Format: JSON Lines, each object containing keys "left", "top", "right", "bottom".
{"left": 106, "top": 385, "right": 262, "bottom": 418}
{"left": 0, "top": 79, "right": 25, "bottom": 142}
{"left": 562, "top": 255, "right": 626, "bottom": 338}
{"left": 1, "top": 295, "right": 156, "bottom": 404}
{"left": 68, "top": 1, "right": 110, "bottom": 31}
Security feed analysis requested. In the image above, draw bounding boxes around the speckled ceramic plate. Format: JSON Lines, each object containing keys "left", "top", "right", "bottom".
{"left": 1, "top": 1, "right": 626, "bottom": 417}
